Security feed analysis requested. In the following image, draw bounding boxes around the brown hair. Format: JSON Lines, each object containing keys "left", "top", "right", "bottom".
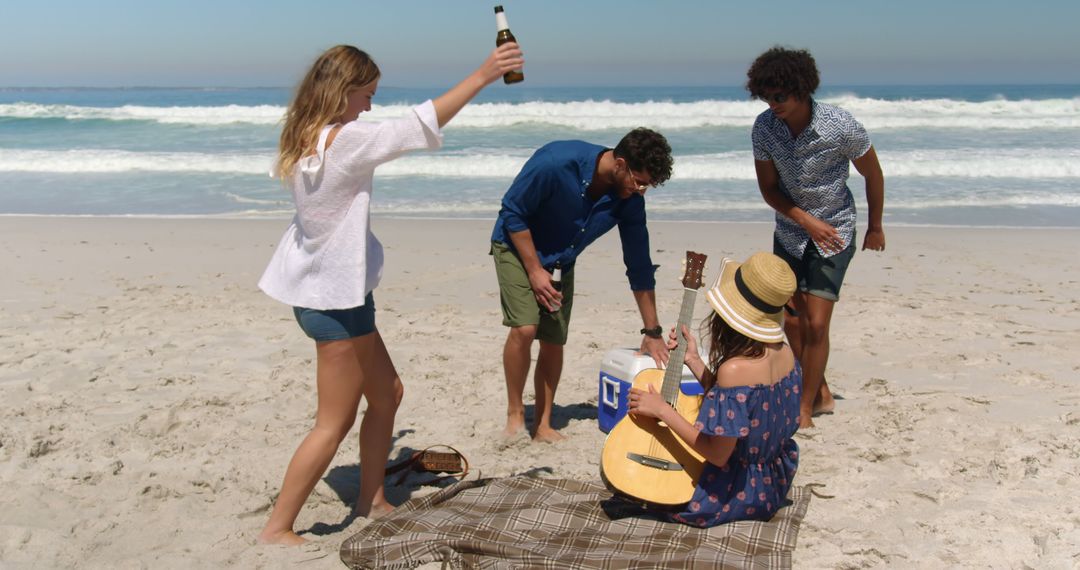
{"left": 613, "top": 127, "right": 674, "bottom": 186}
{"left": 745, "top": 46, "right": 819, "bottom": 102}
{"left": 701, "top": 312, "right": 765, "bottom": 389}
{"left": 277, "top": 45, "right": 381, "bottom": 178}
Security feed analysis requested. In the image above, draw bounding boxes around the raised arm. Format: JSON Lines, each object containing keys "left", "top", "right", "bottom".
{"left": 432, "top": 42, "right": 523, "bottom": 127}
{"left": 667, "top": 324, "right": 713, "bottom": 388}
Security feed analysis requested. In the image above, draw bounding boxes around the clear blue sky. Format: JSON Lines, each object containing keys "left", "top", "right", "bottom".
{"left": 2, "top": 0, "right": 1077, "bottom": 87}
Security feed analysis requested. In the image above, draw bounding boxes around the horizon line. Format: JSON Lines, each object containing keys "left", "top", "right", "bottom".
{"left": 3, "top": 82, "right": 1080, "bottom": 91}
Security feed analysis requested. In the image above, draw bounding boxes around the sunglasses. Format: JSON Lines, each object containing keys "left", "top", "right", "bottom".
{"left": 761, "top": 92, "right": 790, "bottom": 104}
{"left": 623, "top": 167, "right": 649, "bottom": 192}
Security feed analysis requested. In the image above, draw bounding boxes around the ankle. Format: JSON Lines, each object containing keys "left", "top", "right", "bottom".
{"left": 257, "top": 528, "right": 304, "bottom": 545}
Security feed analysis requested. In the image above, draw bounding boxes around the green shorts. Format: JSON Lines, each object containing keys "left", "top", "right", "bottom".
{"left": 773, "top": 233, "right": 856, "bottom": 302}
{"left": 490, "top": 241, "right": 575, "bottom": 345}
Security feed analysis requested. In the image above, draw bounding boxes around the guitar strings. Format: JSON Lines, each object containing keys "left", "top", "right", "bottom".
{"left": 648, "top": 286, "right": 698, "bottom": 462}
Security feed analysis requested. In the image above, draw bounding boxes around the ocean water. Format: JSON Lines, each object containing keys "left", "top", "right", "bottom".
{"left": 1, "top": 84, "right": 1078, "bottom": 227}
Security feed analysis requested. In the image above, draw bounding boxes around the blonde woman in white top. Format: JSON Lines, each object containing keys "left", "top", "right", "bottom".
{"left": 257, "top": 42, "right": 523, "bottom": 546}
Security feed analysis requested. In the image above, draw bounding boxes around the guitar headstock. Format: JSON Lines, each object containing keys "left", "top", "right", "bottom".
{"left": 680, "top": 251, "right": 707, "bottom": 289}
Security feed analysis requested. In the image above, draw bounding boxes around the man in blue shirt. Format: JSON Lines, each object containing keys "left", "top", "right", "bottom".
{"left": 747, "top": 47, "right": 886, "bottom": 429}
{"left": 490, "top": 128, "right": 674, "bottom": 442}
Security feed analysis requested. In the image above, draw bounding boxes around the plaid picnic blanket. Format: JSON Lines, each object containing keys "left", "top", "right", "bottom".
{"left": 340, "top": 476, "right": 810, "bottom": 569}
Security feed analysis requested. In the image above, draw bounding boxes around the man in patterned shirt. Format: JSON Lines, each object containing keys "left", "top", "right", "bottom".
{"left": 747, "top": 47, "right": 886, "bottom": 429}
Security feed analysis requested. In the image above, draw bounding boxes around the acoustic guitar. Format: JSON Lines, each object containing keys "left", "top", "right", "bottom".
{"left": 600, "top": 251, "right": 707, "bottom": 507}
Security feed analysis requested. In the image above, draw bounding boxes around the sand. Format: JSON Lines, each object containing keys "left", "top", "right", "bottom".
{"left": 1, "top": 216, "right": 1078, "bottom": 568}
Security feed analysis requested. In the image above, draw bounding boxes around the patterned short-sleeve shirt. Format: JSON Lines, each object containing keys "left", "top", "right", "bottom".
{"left": 752, "top": 100, "right": 871, "bottom": 258}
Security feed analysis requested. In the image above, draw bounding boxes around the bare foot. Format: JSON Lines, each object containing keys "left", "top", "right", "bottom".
{"left": 369, "top": 501, "right": 394, "bottom": 519}
{"left": 811, "top": 398, "right": 835, "bottom": 417}
{"left": 812, "top": 384, "right": 836, "bottom": 416}
{"left": 531, "top": 426, "right": 566, "bottom": 443}
{"left": 257, "top": 529, "right": 307, "bottom": 546}
{"left": 502, "top": 411, "right": 526, "bottom": 439}
{"left": 352, "top": 500, "right": 395, "bottom": 520}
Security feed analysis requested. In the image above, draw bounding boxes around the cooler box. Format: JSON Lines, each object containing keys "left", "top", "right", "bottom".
{"left": 597, "top": 347, "right": 704, "bottom": 433}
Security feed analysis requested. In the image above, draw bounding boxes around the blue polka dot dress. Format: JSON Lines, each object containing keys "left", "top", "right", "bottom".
{"left": 670, "top": 361, "right": 802, "bottom": 528}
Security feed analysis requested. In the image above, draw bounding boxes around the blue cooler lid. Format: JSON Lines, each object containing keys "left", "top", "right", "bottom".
{"left": 679, "top": 379, "right": 704, "bottom": 396}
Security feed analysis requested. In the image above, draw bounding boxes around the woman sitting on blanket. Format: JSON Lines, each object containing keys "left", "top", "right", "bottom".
{"left": 628, "top": 252, "right": 801, "bottom": 527}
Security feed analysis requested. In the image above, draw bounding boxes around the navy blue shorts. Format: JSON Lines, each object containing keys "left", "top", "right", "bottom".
{"left": 293, "top": 293, "right": 376, "bottom": 341}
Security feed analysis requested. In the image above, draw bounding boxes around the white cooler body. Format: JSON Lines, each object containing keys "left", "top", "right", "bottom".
{"left": 597, "top": 347, "right": 703, "bottom": 433}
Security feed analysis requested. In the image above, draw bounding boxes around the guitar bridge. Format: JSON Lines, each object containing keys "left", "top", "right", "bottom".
{"left": 626, "top": 452, "right": 685, "bottom": 472}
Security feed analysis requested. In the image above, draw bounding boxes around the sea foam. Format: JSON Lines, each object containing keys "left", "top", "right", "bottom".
{"left": 3, "top": 96, "right": 1078, "bottom": 130}
{"left": 5, "top": 148, "right": 1078, "bottom": 180}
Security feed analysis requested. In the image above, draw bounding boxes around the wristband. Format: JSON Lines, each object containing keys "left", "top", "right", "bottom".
{"left": 640, "top": 326, "right": 663, "bottom": 339}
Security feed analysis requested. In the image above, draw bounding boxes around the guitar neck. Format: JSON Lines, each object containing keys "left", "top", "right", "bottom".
{"left": 661, "top": 287, "right": 697, "bottom": 405}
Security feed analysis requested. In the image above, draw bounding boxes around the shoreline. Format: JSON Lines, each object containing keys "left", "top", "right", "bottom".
{"left": 2, "top": 212, "right": 1080, "bottom": 231}
{"left": 1, "top": 217, "right": 1078, "bottom": 568}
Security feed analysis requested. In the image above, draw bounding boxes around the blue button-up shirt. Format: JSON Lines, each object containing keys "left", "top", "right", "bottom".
{"left": 752, "top": 100, "right": 871, "bottom": 258}
{"left": 491, "top": 140, "right": 656, "bottom": 291}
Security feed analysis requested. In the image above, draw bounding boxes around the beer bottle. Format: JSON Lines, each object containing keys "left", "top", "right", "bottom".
{"left": 543, "top": 261, "right": 562, "bottom": 315}
{"left": 494, "top": 5, "right": 524, "bottom": 84}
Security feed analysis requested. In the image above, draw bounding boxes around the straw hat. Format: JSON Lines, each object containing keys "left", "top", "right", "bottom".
{"left": 704, "top": 252, "right": 796, "bottom": 343}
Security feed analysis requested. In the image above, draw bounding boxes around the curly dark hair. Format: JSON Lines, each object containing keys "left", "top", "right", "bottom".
{"left": 613, "top": 127, "right": 673, "bottom": 186}
{"left": 745, "top": 46, "right": 820, "bottom": 102}
{"left": 701, "top": 312, "right": 764, "bottom": 390}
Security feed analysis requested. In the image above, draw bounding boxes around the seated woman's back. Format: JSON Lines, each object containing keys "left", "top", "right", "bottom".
{"left": 714, "top": 342, "right": 796, "bottom": 389}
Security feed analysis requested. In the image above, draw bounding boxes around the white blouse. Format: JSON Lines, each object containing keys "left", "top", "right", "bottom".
{"left": 259, "top": 101, "right": 443, "bottom": 310}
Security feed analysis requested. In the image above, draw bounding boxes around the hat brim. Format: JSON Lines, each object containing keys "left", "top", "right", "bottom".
{"left": 704, "top": 258, "right": 785, "bottom": 343}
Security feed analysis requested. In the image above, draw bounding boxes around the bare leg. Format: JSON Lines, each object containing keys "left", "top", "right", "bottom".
{"left": 502, "top": 325, "right": 537, "bottom": 438}
{"left": 531, "top": 340, "right": 565, "bottom": 442}
{"left": 785, "top": 297, "right": 834, "bottom": 416}
{"left": 797, "top": 293, "right": 836, "bottom": 429}
{"left": 350, "top": 331, "right": 402, "bottom": 519}
{"left": 258, "top": 339, "right": 366, "bottom": 545}
{"left": 783, "top": 298, "right": 805, "bottom": 360}
{"left": 812, "top": 379, "right": 836, "bottom": 416}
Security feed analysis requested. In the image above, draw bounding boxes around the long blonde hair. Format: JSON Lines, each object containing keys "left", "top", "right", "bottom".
{"left": 277, "top": 45, "right": 381, "bottom": 178}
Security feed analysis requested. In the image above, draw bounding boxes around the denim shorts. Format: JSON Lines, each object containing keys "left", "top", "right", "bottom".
{"left": 293, "top": 293, "right": 376, "bottom": 341}
{"left": 773, "top": 234, "right": 856, "bottom": 302}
